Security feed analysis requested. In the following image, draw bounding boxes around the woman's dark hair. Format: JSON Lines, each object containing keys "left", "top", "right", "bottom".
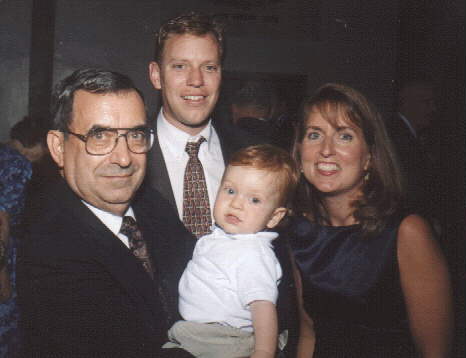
{"left": 292, "top": 83, "right": 404, "bottom": 236}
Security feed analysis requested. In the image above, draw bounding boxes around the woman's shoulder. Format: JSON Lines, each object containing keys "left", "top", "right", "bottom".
{"left": 395, "top": 214, "right": 445, "bottom": 268}
{"left": 397, "top": 214, "right": 434, "bottom": 247}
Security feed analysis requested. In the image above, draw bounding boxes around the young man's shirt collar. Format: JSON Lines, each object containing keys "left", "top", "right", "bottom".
{"left": 157, "top": 109, "right": 215, "bottom": 159}
{"left": 156, "top": 108, "right": 225, "bottom": 220}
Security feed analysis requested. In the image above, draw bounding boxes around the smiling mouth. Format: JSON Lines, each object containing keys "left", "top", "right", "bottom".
{"left": 182, "top": 95, "right": 206, "bottom": 101}
{"left": 104, "top": 175, "right": 132, "bottom": 181}
{"left": 316, "top": 163, "right": 339, "bottom": 171}
{"left": 102, "top": 172, "right": 134, "bottom": 179}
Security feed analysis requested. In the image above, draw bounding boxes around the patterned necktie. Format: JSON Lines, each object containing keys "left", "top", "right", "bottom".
{"left": 182, "top": 137, "right": 212, "bottom": 238}
{"left": 120, "top": 216, "right": 154, "bottom": 278}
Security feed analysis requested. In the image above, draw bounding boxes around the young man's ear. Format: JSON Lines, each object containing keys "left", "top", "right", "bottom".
{"left": 148, "top": 62, "right": 162, "bottom": 90}
{"left": 47, "top": 130, "right": 65, "bottom": 168}
{"left": 266, "top": 207, "right": 287, "bottom": 229}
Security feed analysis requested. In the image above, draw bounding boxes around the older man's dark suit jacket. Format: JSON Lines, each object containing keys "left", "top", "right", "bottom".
{"left": 141, "top": 118, "right": 299, "bottom": 356}
{"left": 17, "top": 178, "right": 193, "bottom": 357}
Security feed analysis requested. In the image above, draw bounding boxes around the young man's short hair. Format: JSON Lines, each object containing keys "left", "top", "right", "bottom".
{"left": 154, "top": 12, "right": 224, "bottom": 63}
{"left": 228, "top": 144, "right": 299, "bottom": 206}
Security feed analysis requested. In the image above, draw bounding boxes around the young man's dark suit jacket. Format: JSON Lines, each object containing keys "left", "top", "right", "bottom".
{"left": 144, "top": 119, "right": 259, "bottom": 214}
{"left": 17, "top": 178, "right": 193, "bottom": 357}
{"left": 142, "top": 118, "right": 300, "bottom": 356}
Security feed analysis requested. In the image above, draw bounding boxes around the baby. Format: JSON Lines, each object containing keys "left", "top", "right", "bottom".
{"left": 164, "top": 144, "right": 299, "bottom": 358}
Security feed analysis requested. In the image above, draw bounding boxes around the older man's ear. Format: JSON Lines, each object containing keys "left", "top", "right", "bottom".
{"left": 47, "top": 130, "right": 65, "bottom": 168}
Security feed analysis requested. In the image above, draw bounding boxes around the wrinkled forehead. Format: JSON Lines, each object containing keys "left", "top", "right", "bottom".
{"left": 70, "top": 90, "right": 146, "bottom": 130}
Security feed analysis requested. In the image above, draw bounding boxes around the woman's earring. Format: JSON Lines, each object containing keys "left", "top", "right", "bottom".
{"left": 364, "top": 171, "right": 370, "bottom": 181}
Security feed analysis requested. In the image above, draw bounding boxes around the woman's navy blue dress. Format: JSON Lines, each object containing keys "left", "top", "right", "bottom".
{"left": 285, "top": 216, "right": 416, "bottom": 357}
{"left": 0, "top": 144, "right": 32, "bottom": 357}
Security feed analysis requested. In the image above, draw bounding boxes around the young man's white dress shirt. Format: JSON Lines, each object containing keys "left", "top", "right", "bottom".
{"left": 156, "top": 110, "right": 225, "bottom": 220}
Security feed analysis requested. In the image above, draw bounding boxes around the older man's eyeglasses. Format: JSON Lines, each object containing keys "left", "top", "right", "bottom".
{"left": 62, "top": 127, "right": 154, "bottom": 155}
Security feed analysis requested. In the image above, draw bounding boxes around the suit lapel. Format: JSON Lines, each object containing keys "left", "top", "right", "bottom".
{"left": 57, "top": 182, "right": 162, "bottom": 330}
{"left": 133, "top": 188, "right": 195, "bottom": 323}
{"left": 147, "top": 120, "right": 230, "bottom": 211}
{"left": 133, "top": 189, "right": 194, "bottom": 278}
{"left": 213, "top": 120, "right": 232, "bottom": 165}
{"left": 145, "top": 117, "right": 250, "bottom": 225}
{"left": 146, "top": 133, "right": 177, "bottom": 210}
{"left": 213, "top": 119, "right": 260, "bottom": 164}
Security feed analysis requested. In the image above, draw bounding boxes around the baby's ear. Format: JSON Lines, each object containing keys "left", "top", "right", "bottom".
{"left": 266, "top": 207, "right": 287, "bottom": 229}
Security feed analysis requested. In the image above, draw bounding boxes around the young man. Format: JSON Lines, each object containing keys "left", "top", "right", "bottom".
{"left": 164, "top": 144, "right": 299, "bottom": 358}
{"left": 145, "top": 12, "right": 259, "bottom": 240}
{"left": 145, "top": 14, "right": 300, "bottom": 356}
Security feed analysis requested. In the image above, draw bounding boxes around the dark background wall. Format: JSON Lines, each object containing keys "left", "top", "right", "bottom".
{"left": 1, "top": 0, "right": 401, "bottom": 137}
{"left": 0, "top": 0, "right": 464, "bottom": 355}
{"left": 1, "top": 1, "right": 463, "bottom": 137}
{"left": 0, "top": 0, "right": 32, "bottom": 139}
{"left": 52, "top": 0, "right": 161, "bottom": 114}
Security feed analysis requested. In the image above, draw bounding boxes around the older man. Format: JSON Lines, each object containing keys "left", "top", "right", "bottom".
{"left": 17, "top": 68, "right": 193, "bottom": 357}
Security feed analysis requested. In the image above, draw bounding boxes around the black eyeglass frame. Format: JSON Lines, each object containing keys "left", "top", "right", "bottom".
{"left": 62, "top": 127, "right": 154, "bottom": 156}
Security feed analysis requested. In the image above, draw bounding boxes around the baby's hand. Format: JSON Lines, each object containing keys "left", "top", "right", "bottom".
{"left": 250, "top": 350, "right": 275, "bottom": 358}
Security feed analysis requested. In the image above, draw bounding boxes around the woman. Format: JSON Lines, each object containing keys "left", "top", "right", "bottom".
{"left": 286, "top": 83, "right": 452, "bottom": 357}
{"left": 0, "top": 142, "right": 32, "bottom": 357}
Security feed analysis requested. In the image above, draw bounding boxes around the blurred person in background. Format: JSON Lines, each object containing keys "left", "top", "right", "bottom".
{"left": 230, "top": 80, "right": 275, "bottom": 143}
{"left": 386, "top": 80, "right": 441, "bottom": 232}
{"left": 0, "top": 116, "right": 45, "bottom": 356}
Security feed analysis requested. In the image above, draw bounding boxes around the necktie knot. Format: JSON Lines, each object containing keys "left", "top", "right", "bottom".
{"left": 120, "top": 216, "right": 154, "bottom": 277}
{"left": 120, "top": 216, "right": 138, "bottom": 237}
{"left": 185, "top": 137, "right": 206, "bottom": 158}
